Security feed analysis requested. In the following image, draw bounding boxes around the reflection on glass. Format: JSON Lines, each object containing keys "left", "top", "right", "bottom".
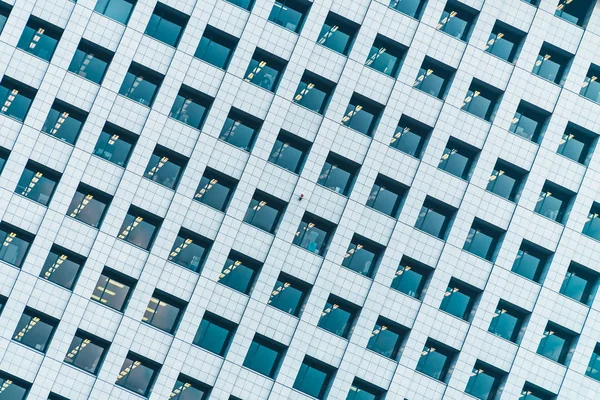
{"left": 12, "top": 309, "right": 56, "bottom": 352}
{"left": 115, "top": 354, "right": 160, "bottom": 397}
{"left": 16, "top": 162, "right": 60, "bottom": 206}
{"left": 91, "top": 270, "right": 135, "bottom": 311}
{"left": 195, "top": 26, "right": 238, "bottom": 69}
{"left": 93, "top": 125, "right": 137, "bottom": 167}
{"left": 68, "top": 41, "right": 113, "bottom": 84}
{"left": 40, "top": 247, "right": 84, "bottom": 290}
{"left": 144, "top": 3, "right": 188, "bottom": 47}
{"left": 194, "top": 170, "right": 237, "bottom": 212}
{"left": 117, "top": 208, "right": 162, "bottom": 250}
{"left": 16, "top": 17, "right": 62, "bottom": 61}
{"left": 64, "top": 332, "right": 107, "bottom": 374}
{"left": 94, "top": 0, "right": 136, "bottom": 24}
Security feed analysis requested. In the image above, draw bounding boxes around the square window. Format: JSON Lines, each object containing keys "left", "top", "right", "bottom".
{"left": 463, "top": 219, "right": 504, "bottom": 261}
{"left": 68, "top": 39, "right": 114, "bottom": 84}
{"left": 465, "top": 361, "right": 507, "bottom": 400}
{"left": 318, "top": 294, "right": 360, "bottom": 338}
{"left": 225, "top": 0, "right": 254, "bottom": 11}
{"left": 509, "top": 101, "right": 550, "bottom": 143}
{"left": 416, "top": 339, "right": 458, "bottom": 382}
{"left": 115, "top": 353, "right": 161, "bottom": 397}
{"left": 268, "top": 273, "right": 311, "bottom": 316}
{"left": 218, "top": 251, "right": 262, "bottom": 295}
{"left": 268, "top": 0, "right": 311, "bottom": 33}
{"left": 580, "top": 64, "right": 600, "bottom": 103}
{"left": 587, "top": 344, "right": 600, "bottom": 382}
{"left": 391, "top": 256, "right": 432, "bottom": 299}
{"left": 388, "top": 0, "right": 427, "bottom": 19}
{"left": 91, "top": 267, "right": 136, "bottom": 311}
{"left": 0, "top": 76, "right": 37, "bottom": 122}
{"left": 42, "top": 100, "right": 87, "bottom": 145}
{"left": 347, "top": 378, "right": 386, "bottom": 400}
{"left": 243, "top": 334, "right": 287, "bottom": 378}
{"left": 534, "top": 181, "right": 575, "bottom": 223}
{"left": 94, "top": 0, "right": 136, "bottom": 24}
{"left": 511, "top": 240, "right": 552, "bottom": 283}
{"left": 436, "top": 0, "right": 478, "bottom": 41}
{"left": 557, "top": 122, "right": 597, "bottom": 165}
{"left": 194, "top": 168, "right": 238, "bottom": 212}
{"left": 555, "top": 0, "right": 594, "bottom": 26}
{"left": 219, "top": 108, "right": 263, "bottom": 151}
{"left": 0, "top": 2, "right": 12, "bottom": 34}
{"left": 389, "top": 115, "right": 432, "bottom": 158}
{"left": 193, "top": 312, "right": 237, "bottom": 356}
{"left": 460, "top": 79, "right": 503, "bottom": 121}
{"left": 583, "top": 202, "right": 600, "bottom": 241}
{"left": 93, "top": 123, "right": 138, "bottom": 167}
{"left": 485, "top": 20, "right": 526, "bottom": 62}
{"left": 293, "top": 356, "right": 336, "bottom": 399}
{"left": 521, "top": 383, "right": 557, "bottom": 400}
{"left": 0, "top": 222, "right": 34, "bottom": 268}
{"left": 532, "top": 42, "right": 573, "bottom": 85}
{"left": 293, "top": 71, "right": 336, "bottom": 114}
{"left": 0, "top": 146, "right": 9, "bottom": 174}
{"left": 317, "top": 152, "right": 360, "bottom": 196}
{"left": 413, "top": 57, "right": 455, "bottom": 99}
{"left": 268, "top": 130, "right": 311, "bottom": 174}
{"left": 0, "top": 371, "right": 29, "bottom": 400}
{"left": 142, "top": 290, "right": 186, "bottom": 334}
{"left": 486, "top": 159, "right": 528, "bottom": 202}
{"left": 117, "top": 206, "right": 163, "bottom": 250}
{"left": 366, "top": 175, "right": 407, "bottom": 218}
{"left": 415, "top": 196, "right": 456, "bottom": 239}
{"left": 17, "top": 16, "right": 63, "bottom": 61}
{"left": 536, "top": 322, "right": 578, "bottom": 365}
{"left": 40, "top": 245, "right": 85, "bottom": 290}
{"left": 366, "top": 316, "right": 407, "bottom": 360}
{"left": 64, "top": 330, "right": 109, "bottom": 375}
{"left": 342, "top": 234, "right": 384, "bottom": 278}
{"left": 438, "top": 137, "right": 479, "bottom": 180}
{"left": 143, "top": 145, "right": 188, "bottom": 190}
{"left": 341, "top": 93, "right": 384, "bottom": 136}
{"left": 118, "top": 63, "right": 164, "bottom": 106}
{"left": 170, "top": 375, "right": 211, "bottom": 400}
{"left": 16, "top": 160, "right": 61, "bottom": 206}
{"left": 559, "top": 262, "right": 599, "bottom": 305}
{"left": 317, "top": 12, "right": 359, "bottom": 55}
{"left": 66, "top": 183, "right": 112, "bottom": 228}
{"left": 243, "top": 191, "right": 287, "bottom": 234}
{"left": 145, "top": 3, "right": 188, "bottom": 47}
{"left": 440, "top": 278, "right": 481, "bottom": 321}
{"left": 243, "top": 49, "right": 287, "bottom": 92}
{"left": 366, "top": 34, "right": 406, "bottom": 77}
{"left": 12, "top": 307, "right": 58, "bottom": 352}
{"left": 195, "top": 26, "right": 238, "bottom": 70}
{"left": 293, "top": 212, "right": 336, "bottom": 256}
{"left": 168, "top": 229, "right": 212, "bottom": 272}
{"left": 488, "top": 300, "right": 529, "bottom": 343}
{"left": 169, "top": 86, "right": 213, "bottom": 129}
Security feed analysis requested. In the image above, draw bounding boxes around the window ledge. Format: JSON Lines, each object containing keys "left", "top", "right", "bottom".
{"left": 316, "top": 183, "right": 349, "bottom": 197}
{"left": 64, "top": 215, "right": 101, "bottom": 230}
{"left": 532, "top": 73, "right": 564, "bottom": 88}
{"left": 116, "top": 238, "right": 150, "bottom": 252}
{"left": 413, "top": 369, "right": 447, "bottom": 385}
{"left": 554, "top": 151, "right": 587, "bottom": 167}
{"left": 114, "top": 384, "right": 150, "bottom": 399}
{"left": 242, "top": 221, "right": 276, "bottom": 235}
{"left": 223, "top": 0, "right": 251, "bottom": 13}
{"left": 118, "top": 94, "right": 152, "bottom": 109}
{"left": 92, "top": 10, "right": 128, "bottom": 26}
{"left": 90, "top": 299, "right": 123, "bottom": 314}
{"left": 557, "top": 291, "right": 590, "bottom": 307}
{"left": 193, "top": 56, "right": 227, "bottom": 72}
{"left": 316, "top": 325, "right": 349, "bottom": 341}
{"left": 437, "top": 167, "right": 469, "bottom": 183}
{"left": 0, "top": 258, "right": 20, "bottom": 270}
{"left": 506, "top": 130, "right": 540, "bottom": 146}
{"left": 413, "top": 227, "right": 445, "bottom": 242}
{"left": 387, "top": 6, "right": 420, "bottom": 22}
{"left": 486, "top": 331, "right": 519, "bottom": 346}
{"left": 90, "top": 153, "right": 126, "bottom": 169}
{"left": 462, "top": 249, "right": 494, "bottom": 264}
{"left": 38, "top": 276, "right": 71, "bottom": 291}
{"left": 216, "top": 281, "right": 250, "bottom": 297}
{"left": 509, "top": 270, "right": 541, "bottom": 286}
{"left": 166, "top": 259, "right": 201, "bottom": 274}
{"left": 291, "top": 101, "right": 325, "bottom": 117}
{"left": 143, "top": 176, "right": 176, "bottom": 192}
{"left": 67, "top": 70, "right": 101, "bottom": 86}
{"left": 315, "top": 42, "right": 348, "bottom": 57}
{"left": 437, "top": 308, "right": 471, "bottom": 323}
{"left": 13, "top": 192, "right": 48, "bottom": 207}
{"left": 532, "top": 211, "right": 565, "bottom": 225}
{"left": 482, "top": 50, "right": 515, "bottom": 65}
{"left": 485, "top": 189, "right": 517, "bottom": 204}
{"left": 339, "top": 122, "right": 374, "bottom": 139}
{"left": 291, "top": 243, "right": 324, "bottom": 258}
{"left": 15, "top": 47, "right": 51, "bottom": 63}
{"left": 11, "top": 340, "right": 46, "bottom": 355}
{"left": 40, "top": 130, "right": 75, "bottom": 146}
{"left": 63, "top": 362, "right": 98, "bottom": 378}
{"left": 141, "top": 321, "right": 175, "bottom": 336}
{"left": 193, "top": 198, "right": 227, "bottom": 214}
{"left": 266, "top": 160, "right": 300, "bottom": 176}
{"left": 0, "top": 111, "right": 25, "bottom": 124}
{"left": 142, "top": 33, "right": 177, "bottom": 49}
{"left": 460, "top": 108, "right": 493, "bottom": 124}
{"left": 364, "top": 205, "right": 397, "bottom": 220}
{"left": 364, "top": 65, "right": 397, "bottom": 80}
{"left": 191, "top": 342, "right": 225, "bottom": 358}
{"left": 167, "top": 115, "right": 202, "bottom": 132}
{"left": 266, "top": 19, "right": 299, "bottom": 35}
{"left": 388, "top": 144, "right": 421, "bottom": 161}
{"left": 364, "top": 346, "right": 400, "bottom": 363}
{"left": 340, "top": 264, "right": 373, "bottom": 280}
{"left": 535, "top": 353, "right": 568, "bottom": 368}
{"left": 413, "top": 87, "right": 445, "bottom": 102}
{"left": 389, "top": 285, "right": 422, "bottom": 302}
{"left": 242, "top": 78, "right": 276, "bottom": 95}
{"left": 217, "top": 138, "right": 251, "bottom": 154}
{"left": 435, "top": 29, "right": 467, "bottom": 43}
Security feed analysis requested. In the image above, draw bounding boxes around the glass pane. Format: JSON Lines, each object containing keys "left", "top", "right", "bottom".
{"left": 318, "top": 163, "right": 352, "bottom": 194}
{"left": 512, "top": 250, "right": 543, "bottom": 281}
{"left": 220, "top": 117, "right": 257, "bottom": 151}
{"left": 243, "top": 340, "right": 281, "bottom": 377}
{"left": 68, "top": 48, "right": 110, "bottom": 84}
{"left": 391, "top": 266, "right": 424, "bottom": 297}
{"left": 144, "top": 153, "right": 183, "bottom": 189}
{"left": 94, "top": 130, "right": 135, "bottom": 167}
{"left": 118, "top": 213, "right": 159, "bottom": 249}
{"left": 168, "top": 235, "right": 208, "bottom": 272}
{"left": 367, "top": 324, "right": 400, "bottom": 358}
{"left": 116, "top": 358, "right": 155, "bottom": 396}
{"left": 145, "top": 13, "right": 183, "bottom": 47}
{"left": 294, "top": 81, "right": 328, "bottom": 113}
{"left": 95, "top": 0, "right": 134, "bottom": 24}
{"left": 0, "top": 376, "right": 27, "bottom": 400}
{"left": 40, "top": 250, "right": 81, "bottom": 289}
{"left": 464, "top": 229, "right": 494, "bottom": 259}
{"left": 195, "top": 175, "right": 234, "bottom": 211}
{"left": 466, "top": 370, "right": 497, "bottom": 400}
{"left": 268, "top": 139, "right": 304, "bottom": 173}
{"left": 16, "top": 167, "right": 58, "bottom": 206}
{"left": 143, "top": 298, "right": 181, "bottom": 333}
{"left": 294, "top": 363, "right": 328, "bottom": 398}
{"left": 293, "top": 220, "right": 328, "bottom": 254}
{"left": 389, "top": 0, "right": 422, "bottom": 18}
{"left": 13, "top": 313, "right": 54, "bottom": 352}
{"left": 489, "top": 310, "right": 519, "bottom": 341}
{"left": 66, "top": 191, "right": 108, "bottom": 228}
{"left": 268, "top": 279, "right": 304, "bottom": 315}
{"left": 560, "top": 272, "right": 589, "bottom": 303}
{"left": 218, "top": 259, "right": 256, "bottom": 294}
{"left": 194, "top": 318, "right": 232, "bottom": 355}
{"left": 42, "top": 107, "right": 84, "bottom": 144}
{"left": 0, "top": 228, "right": 31, "bottom": 267}
{"left": 317, "top": 22, "right": 351, "bottom": 54}
{"left": 391, "top": 127, "right": 423, "bottom": 157}
{"left": 91, "top": 274, "right": 132, "bottom": 311}
{"left": 17, "top": 24, "right": 59, "bottom": 61}
{"left": 119, "top": 71, "right": 159, "bottom": 106}
{"left": 440, "top": 289, "right": 471, "bottom": 319}
{"left": 318, "top": 301, "right": 352, "bottom": 337}
{"left": 170, "top": 93, "right": 208, "bottom": 129}
{"left": 417, "top": 348, "right": 449, "bottom": 380}
{"left": 64, "top": 336, "right": 105, "bottom": 374}
{"left": 416, "top": 207, "right": 447, "bottom": 238}
{"left": 537, "top": 332, "right": 566, "bottom": 362}
{"left": 268, "top": 1, "right": 304, "bottom": 32}
{"left": 244, "top": 199, "right": 281, "bottom": 233}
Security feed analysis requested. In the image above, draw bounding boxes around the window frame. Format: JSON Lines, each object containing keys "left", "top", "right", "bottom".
{"left": 93, "top": 123, "right": 139, "bottom": 168}
{"left": 66, "top": 183, "right": 113, "bottom": 228}
{"left": 194, "top": 168, "right": 238, "bottom": 212}
{"left": 115, "top": 352, "right": 161, "bottom": 397}
{"left": 91, "top": 267, "right": 137, "bottom": 312}
{"left": 68, "top": 39, "right": 114, "bottom": 84}
{"left": 39, "top": 244, "right": 86, "bottom": 290}
{"left": 63, "top": 329, "right": 110, "bottom": 375}
{"left": 117, "top": 205, "right": 163, "bottom": 250}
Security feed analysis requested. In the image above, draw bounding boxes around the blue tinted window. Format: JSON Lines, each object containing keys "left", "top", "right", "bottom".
{"left": 293, "top": 214, "right": 335, "bottom": 256}
{"left": 145, "top": 3, "right": 188, "bottom": 47}
{"left": 194, "top": 313, "right": 236, "bottom": 356}
{"left": 15, "top": 161, "right": 60, "bottom": 206}
{"left": 440, "top": 279, "right": 479, "bottom": 321}
{"left": 0, "top": 372, "right": 29, "bottom": 400}
{"left": 488, "top": 301, "right": 526, "bottom": 343}
{"left": 196, "top": 27, "right": 238, "bottom": 69}
{"left": 194, "top": 169, "right": 237, "bottom": 212}
{"left": 293, "top": 357, "right": 334, "bottom": 399}
{"left": 366, "top": 318, "right": 404, "bottom": 359}
{"left": 317, "top": 13, "right": 358, "bottom": 55}
{"left": 218, "top": 254, "right": 261, "bottom": 294}
{"left": 0, "top": 77, "right": 36, "bottom": 122}
{"left": 293, "top": 71, "right": 335, "bottom": 114}
{"left": 511, "top": 242, "right": 549, "bottom": 283}
{"left": 93, "top": 124, "right": 137, "bottom": 167}
{"left": 68, "top": 40, "right": 113, "bottom": 84}
{"left": 436, "top": 1, "right": 477, "bottom": 41}
{"left": 40, "top": 246, "right": 85, "bottom": 290}
{"left": 415, "top": 198, "right": 455, "bottom": 239}
{"left": 12, "top": 308, "right": 57, "bottom": 352}
{"left": 64, "top": 331, "right": 108, "bottom": 375}
{"left": 268, "top": 275, "right": 309, "bottom": 316}
{"left": 268, "top": 131, "right": 310, "bottom": 174}
{"left": 95, "top": 0, "right": 136, "bottom": 24}
{"left": 17, "top": 17, "right": 62, "bottom": 61}
{"left": 318, "top": 297, "right": 357, "bottom": 338}
{"left": 413, "top": 58, "right": 454, "bottom": 99}
{"left": 170, "top": 86, "right": 212, "bottom": 129}
{"left": 117, "top": 207, "right": 162, "bottom": 250}
{"left": 388, "top": 0, "right": 426, "bottom": 18}
{"left": 416, "top": 341, "right": 456, "bottom": 382}
{"left": 219, "top": 109, "right": 262, "bottom": 151}
{"left": 268, "top": 0, "right": 310, "bottom": 33}
{"left": 115, "top": 354, "right": 160, "bottom": 397}
{"left": 118, "top": 64, "right": 163, "bottom": 106}
{"left": 168, "top": 230, "right": 211, "bottom": 272}
{"left": 391, "top": 258, "right": 430, "bottom": 299}
{"left": 42, "top": 101, "right": 87, "bottom": 145}
{"left": 243, "top": 335, "right": 286, "bottom": 378}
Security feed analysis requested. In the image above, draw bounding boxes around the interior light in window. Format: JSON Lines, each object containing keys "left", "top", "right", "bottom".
{"left": 413, "top": 69, "right": 433, "bottom": 86}
{"left": 20, "top": 171, "right": 43, "bottom": 197}
{"left": 461, "top": 90, "right": 480, "bottom": 108}
{"left": 484, "top": 32, "right": 504, "bottom": 51}
{"left": 317, "top": 25, "right": 339, "bottom": 44}
{"left": 118, "top": 216, "right": 143, "bottom": 240}
{"left": 294, "top": 82, "right": 315, "bottom": 101}
{"left": 436, "top": 10, "right": 457, "bottom": 30}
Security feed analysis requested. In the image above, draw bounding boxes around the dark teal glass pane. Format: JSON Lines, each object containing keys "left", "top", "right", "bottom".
{"left": 195, "top": 174, "right": 235, "bottom": 211}
{"left": 537, "top": 333, "right": 566, "bottom": 362}
{"left": 391, "top": 266, "right": 424, "bottom": 297}
{"left": 15, "top": 166, "right": 58, "bottom": 206}
{"left": 218, "top": 258, "right": 257, "bottom": 294}
{"left": 17, "top": 23, "right": 60, "bottom": 61}
{"left": 40, "top": 250, "right": 82, "bottom": 289}
{"left": 294, "top": 362, "right": 329, "bottom": 398}
{"left": 465, "top": 370, "right": 497, "bottom": 400}
{"left": 268, "top": 1, "right": 305, "bottom": 32}
{"left": 388, "top": 0, "right": 423, "bottom": 18}
{"left": 168, "top": 234, "right": 208, "bottom": 272}
{"left": 268, "top": 279, "right": 305, "bottom": 315}
{"left": 268, "top": 139, "right": 305, "bottom": 173}
{"left": 219, "top": 117, "right": 257, "bottom": 151}
{"left": 13, "top": 312, "right": 54, "bottom": 352}
{"left": 489, "top": 310, "right": 519, "bottom": 341}
{"left": 367, "top": 323, "right": 401, "bottom": 358}
{"left": 243, "top": 340, "right": 282, "bottom": 377}
{"left": 0, "top": 375, "right": 27, "bottom": 400}
{"left": 42, "top": 107, "right": 84, "bottom": 144}
{"left": 317, "top": 22, "right": 351, "bottom": 55}
{"left": 94, "top": 130, "right": 135, "bottom": 167}
{"left": 464, "top": 229, "right": 494, "bottom": 260}
{"left": 416, "top": 208, "right": 447, "bottom": 238}
{"left": 440, "top": 289, "right": 471, "bottom": 319}
{"left": 0, "top": 82, "right": 34, "bottom": 121}
{"left": 119, "top": 71, "right": 160, "bottom": 106}
{"left": 512, "top": 249, "right": 543, "bottom": 281}
{"left": 68, "top": 47, "right": 110, "bottom": 84}
{"left": 416, "top": 348, "right": 449, "bottom": 380}
{"left": 318, "top": 301, "right": 352, "bottom": 337}
{"left": 170, "top": 93, "right": 209, "bottom": 129}
{"left": 95, "top": 0, "right": 135, "bottom": 24}
{"left": 194, "top": 317, "right": 234, "bottom": 356}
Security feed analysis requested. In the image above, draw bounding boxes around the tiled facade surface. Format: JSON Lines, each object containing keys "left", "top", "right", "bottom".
{"left": 1, "top": 0, "right": 600, "bottom": 399}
